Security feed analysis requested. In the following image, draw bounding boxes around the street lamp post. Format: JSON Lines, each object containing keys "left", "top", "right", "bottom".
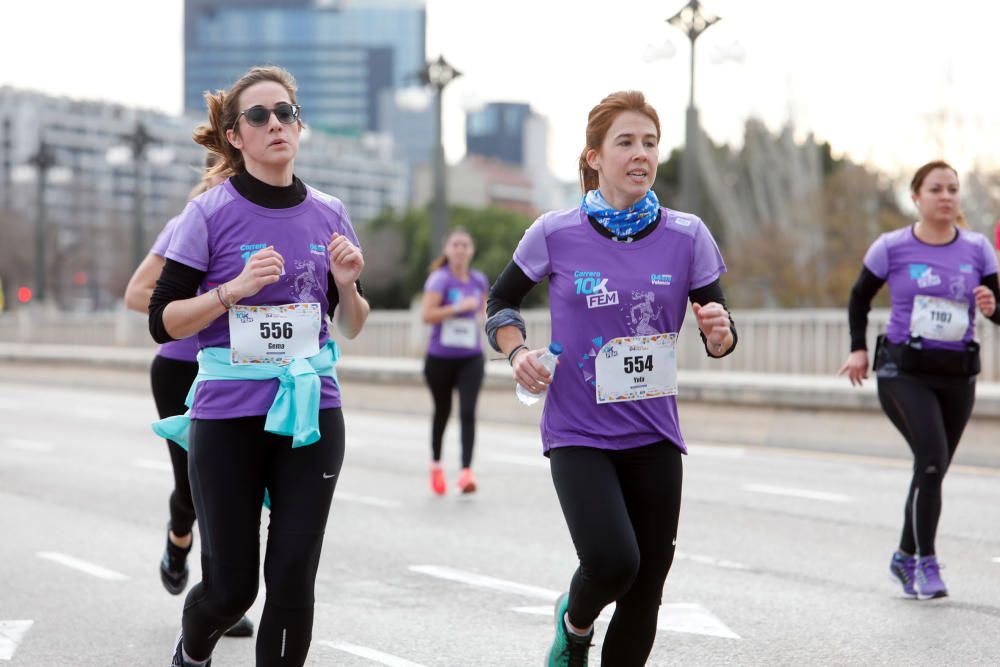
{"left": 666, "top": 0, "right": 720, "bottom": 213}
{"left": 122, "top": 121, "right": 156, "bottom": 269}
{"left": 28, "top": 140, "right": 57, "bottom": 304}
{"left": 419, "top": 55, "right": 462, "bottom": 260}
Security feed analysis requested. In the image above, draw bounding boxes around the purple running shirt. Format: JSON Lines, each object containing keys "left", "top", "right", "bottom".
{"left": 513, "top": 206, "right": 726, "bottom": 455}
{"left": 424, "top": 266, "right": 489, "bottom": 358}
{"left": 863, "top": 225, "right": 998, "bottom": 350}
{"left": 165, "top": 178, "right": 360, "bottom": 419}
{"left": 150, "top": 216, "right": 200, "bottom": 363}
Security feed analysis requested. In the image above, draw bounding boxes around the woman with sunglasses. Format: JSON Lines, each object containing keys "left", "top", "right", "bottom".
{"left": 124, "top": 154, "right": 253, "bottom": 638}
{"left": 148, "top": 66, "right": 368, "bottom": 667}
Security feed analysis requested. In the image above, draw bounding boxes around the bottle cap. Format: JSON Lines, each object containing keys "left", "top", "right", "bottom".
{"left": 548, "top": 341, "right": 563, "bottom": 355}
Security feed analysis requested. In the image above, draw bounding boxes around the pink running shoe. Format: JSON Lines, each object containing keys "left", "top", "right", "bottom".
{"left": 457, "top": 468, "right": 477, "bottom": 494}
{"left": 430, "top": 464, "right": 446, "bottom": 496}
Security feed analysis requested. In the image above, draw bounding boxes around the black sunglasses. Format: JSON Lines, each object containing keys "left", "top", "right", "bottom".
{"left": 233, "top": 103, "right": 301, "bottom": 129}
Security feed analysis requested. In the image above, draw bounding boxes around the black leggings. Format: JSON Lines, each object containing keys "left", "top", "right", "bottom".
{"left": 550, "top": 442, "right": 683, "bottom": 667}
{"left": 150, "top": 355, "right": 199, "bottom": 537}
{"left": 181, "top": 409, "right": 345, "bottom": 666}
{"left": 423, "top": 353, "right": 484, "bottom": 468}
{"left": 877, "top": 372, "right": 975, "bottom": 556}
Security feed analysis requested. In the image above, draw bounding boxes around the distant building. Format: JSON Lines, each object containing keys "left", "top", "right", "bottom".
{"left": 412, "top": 156, "right": 536, "bottom": 217}
{"left": 464, "top": 102, "right": 576, "bottom": 213}
{"left": 466, "top": 102, "right": 533, "bottom": 167}
{"left": 0, "top": 86, "right": 406, "bottom": 308}
{"left": 184, "top": 0, "right": 428, "bottom": 138}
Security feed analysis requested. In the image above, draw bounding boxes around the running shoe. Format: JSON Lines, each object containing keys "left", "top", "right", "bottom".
{"left": 888, "top": 551, "right": 917, "bottom": 598}
{"left": 160, "top": 524, "right": 191, "bottom": 595}
{"left": 457, "top": 468, "right": 477, "bottom": 494}
{"left": 171, "top": 633, "right": 212, "bottom": 667}
{"left": 915, "top": 555, "right": 948, "bottom": 600}
{"left": 223, "top": 615, "right": 254, "bottom": 638}
{"left": 430, "top": 463, "right": 446, "bottom": 496}
{"left": 546, "top": 592, "right": 592, "bottom": 667}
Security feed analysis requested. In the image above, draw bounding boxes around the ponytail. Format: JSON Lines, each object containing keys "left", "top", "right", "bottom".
{"left": 193, "top": 90, "right": 243, "bottom": 177}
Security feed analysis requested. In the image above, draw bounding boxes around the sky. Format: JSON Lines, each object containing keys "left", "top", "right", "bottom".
{"left": 2, "top": 0, "right": 999, "bottom": 182}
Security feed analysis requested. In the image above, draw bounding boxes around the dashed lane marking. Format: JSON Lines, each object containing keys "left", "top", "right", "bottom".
{"left": 37, "top": 552, "right": 129, "bottom": 581}
{"left": 0, "top": 620, "right": 33, "bottom": 661}
{"left": 486, "top": 453, "right": 549, "bottom": 469}
{"left": 133, "top": 458, "right": 173, "bottom": 472}
{"left": 4, "top": 438, "right": 53, "bottom": 453}
{"left": 411, "top": 564, "right": 741, "bottom": 640}
{"left": 743, "top": 483, "right": 852, "bottom": 503}
{"left": 410, "top": 565, "right": 560, "bottom": 601}
{"left": 336, "top": 492, "right": 401, "bottom": 508}
{"left": 317, "top": 641, "right": 428, "bottom": 666}
{"left": 511, "top": 603, "right": 741, "bottom": 639}
{"left": 674, "top": 550, "right": 750, "bottom": 570}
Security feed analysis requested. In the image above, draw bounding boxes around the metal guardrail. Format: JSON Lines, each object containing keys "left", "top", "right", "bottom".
{"left": 5, "top": 307, "right": 1000, "bottom": 380}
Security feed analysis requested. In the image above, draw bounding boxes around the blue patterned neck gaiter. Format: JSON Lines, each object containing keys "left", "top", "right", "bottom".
{"left": 581, "top": 189, "right": 660, "bottom": 239}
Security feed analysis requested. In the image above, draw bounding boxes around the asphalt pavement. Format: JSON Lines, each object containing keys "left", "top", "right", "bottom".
{"left": 1, "top": 367, "right": 999, "bottom": 666}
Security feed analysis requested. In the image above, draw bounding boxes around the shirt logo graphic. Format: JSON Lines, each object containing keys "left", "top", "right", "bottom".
{"left": 908, "top": 264, "right": 940, "bottom": 288}
{"left": 959, "top": 264, "right": 973, "bottom": 274}
{"left": 651, "top": 273, "right": 673, "bottom": 286}
{"left": 574, "top": 271, "right": 618, "bottom": 309}
{"left": 241, "top": 242, "right": 285, "bottom": 276}
{"left": 240, "top": 242, "right": 268, "bottom": 263}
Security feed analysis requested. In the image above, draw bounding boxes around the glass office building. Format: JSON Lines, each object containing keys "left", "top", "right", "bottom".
{"left": 184, "top": 0, "right": 426, "bottom": 137}
{"left": 466, "top": 103, "right": 533, "bottom": 167}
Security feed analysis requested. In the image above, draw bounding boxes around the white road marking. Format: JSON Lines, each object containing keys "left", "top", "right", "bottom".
{"left": 0, "top": 620, "right": 33, "bottom": 661}
{"left": 37, "top": 552, "right": 129, "bottom": 581}
{"left": 0, "top": 398, "right": 22, "bottom": 411}
{"left": 674, "top": 551, "right": 750, "bottom": 570}
{"left": 317, "top": 641, "right": 427, "bottom": 666}
{"left": 486, "top": 453, "right": 549, "bottom": 469}
{"left": 336, "top": 492, "right": 401, "bottom": 508}
{"left": 133, "top": 458, "right": 173, "bottom": 473}
{"left": 4, "top": 438, "right": 53, "bottom": 453}
{"left": 66, "top": 406, "right": 117, "bottom": 422}
{"left": 689, "top": 443, "right": 746, "bottom": 458}
{"left": 743, "top": 484, "right": 852, "bottom": 503}
{"left": 410, "top": 565, "right": 560, "bottom": 601}
{"left": 512, "top": 603, "right": 740, "bottom": 639}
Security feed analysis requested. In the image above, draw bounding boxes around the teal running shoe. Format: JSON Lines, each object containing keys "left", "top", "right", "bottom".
{"left": 546, "top": 592, "right": 592, "bottom": 667}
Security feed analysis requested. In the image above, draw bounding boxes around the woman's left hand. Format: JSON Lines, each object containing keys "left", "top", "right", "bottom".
{"left": 974, "top": 285, "right": 996, "bottom": 318}
{"left": 693, "top": 301, "right": 731, "bottom": 352}
{"left": 328, "top": 233, "right": 364, "bottom": 288}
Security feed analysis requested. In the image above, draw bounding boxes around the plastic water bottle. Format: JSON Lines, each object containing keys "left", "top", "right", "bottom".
{"left": 516, "top": 342, "right": 563, "bottom": 406}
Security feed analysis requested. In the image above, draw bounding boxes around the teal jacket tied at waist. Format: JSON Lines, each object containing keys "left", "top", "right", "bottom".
{"left": 152, "top": 340, "right": 340, "bottom": 450}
